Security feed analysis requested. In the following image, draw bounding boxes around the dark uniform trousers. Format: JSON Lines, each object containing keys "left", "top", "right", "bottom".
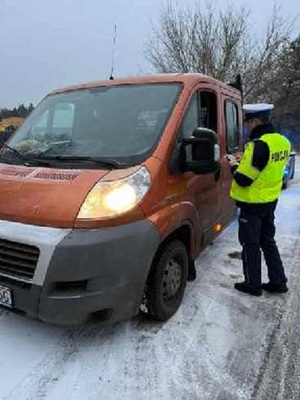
{"left": 238, "top": 201, "right": 287, "bottom": 290}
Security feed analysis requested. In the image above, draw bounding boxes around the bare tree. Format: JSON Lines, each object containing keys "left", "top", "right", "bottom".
{"left": 273, "top": 36, "right": 300, "bottom": 148}
{"left": 145, "top": 2, "right": 294, "bottom": 101}
{"left": 273, "top": 36, "right": 300, "bottom": 111}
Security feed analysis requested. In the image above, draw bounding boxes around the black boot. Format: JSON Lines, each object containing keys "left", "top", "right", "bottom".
{"left": 262, "top": 282, "right": 288, "bottom": 293}
{"left": 234, "top": 282, "right": 262, "bottom": 296}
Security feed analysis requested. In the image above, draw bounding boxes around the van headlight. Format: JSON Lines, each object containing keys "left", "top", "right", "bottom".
{"left": 77, "top": 167, "right": 151, "bottom": 219}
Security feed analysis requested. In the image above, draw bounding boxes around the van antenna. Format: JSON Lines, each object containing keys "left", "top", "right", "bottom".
{"left": 109, "top": 23, "right": 117, "bottom": 80}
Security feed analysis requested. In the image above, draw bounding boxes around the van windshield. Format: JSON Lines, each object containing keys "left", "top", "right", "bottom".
{"left": 5, "top": 83, "right": 182, "bottom": 168}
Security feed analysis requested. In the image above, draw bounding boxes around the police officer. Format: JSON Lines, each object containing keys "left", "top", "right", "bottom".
{"left": 229, "top": 103, "right": 291, "bottom": 296}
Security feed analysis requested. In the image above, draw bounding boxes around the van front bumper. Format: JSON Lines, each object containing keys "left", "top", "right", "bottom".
{"left": 0, "top": 219, "right": 160, "bottom": 326}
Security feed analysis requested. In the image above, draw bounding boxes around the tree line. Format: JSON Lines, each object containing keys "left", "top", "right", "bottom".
{"left": 0, "top": 103, "right": 34, "bottom": 120}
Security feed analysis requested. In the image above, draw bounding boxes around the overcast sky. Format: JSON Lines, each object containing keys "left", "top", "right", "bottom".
{"left": 0, "top": 0, "right": 299, "bottom": 108}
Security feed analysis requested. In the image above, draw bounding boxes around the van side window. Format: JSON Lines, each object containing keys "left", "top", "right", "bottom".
{"left": 180, "top": 91, "right": 218, "bottom": 140}
{"left": 225, "top": 101, "right": 239, "bottom": 151}
{"left": 30, "top": 104, "right": 75, "bottom": 141}
{"left": 180, "top": 95, "right": 198, "bottom": 139}
{"left": 53, "top": 103, "right": 75, "bottom": 136}
{"left": 199, "top": 92, "right": 217, "bottom": 132}
{"left": 31, "top": 110, "right": 49, "bottom": 139}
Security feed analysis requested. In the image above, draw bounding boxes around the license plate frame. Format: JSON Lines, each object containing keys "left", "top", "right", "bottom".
{"left": 0, "top": 285, "right": 13, "bottom": 308}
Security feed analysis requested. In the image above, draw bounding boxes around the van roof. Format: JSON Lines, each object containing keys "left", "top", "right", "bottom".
{"left": 50, "top": 73, "right": 241, "bottom": 97}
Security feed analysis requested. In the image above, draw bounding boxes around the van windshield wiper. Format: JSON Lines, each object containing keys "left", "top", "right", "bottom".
{"left": 0, "top": 143, "right": 52, "bottom": 166}
{"left": 33, "top": 155, "right": 127, "bottom": 168}
{"left": 2, "top": 143, "right": 27, "bottom": 161}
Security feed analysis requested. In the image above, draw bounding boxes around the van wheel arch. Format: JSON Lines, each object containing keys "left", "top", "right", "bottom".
{"left": 141, "top": 225, "right": 195, "bottom": 321}
{"left": 153, "top": 225, "right": 195, "bottom": 280}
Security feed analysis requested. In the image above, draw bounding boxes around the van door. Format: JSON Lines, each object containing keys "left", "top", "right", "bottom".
{"left": 179, "top": 89, "right": 222, "bottom": 248}
{"left": 220, "top": 99, "right": 241, "bottom": 225}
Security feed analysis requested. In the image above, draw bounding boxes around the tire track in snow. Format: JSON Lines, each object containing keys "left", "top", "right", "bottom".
{"left": 252, "top": 231, "right": 300, "bottom": 400}
{"left": 252, "top": 181, "right": 300, "bottom": 400}
{"left": 1, "top": 158, "right": 299, "bottom": 400}
{"left": 2, "top": 324, "right": 120, "bottom": 400}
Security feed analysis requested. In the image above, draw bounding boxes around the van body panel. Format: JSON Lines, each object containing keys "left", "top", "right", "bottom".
{"left": 50, "top": 73, "right": 239, "bottom": 98}
{"left": 0, "top": 219, "right": 160, "bottom": 326}
{"left": 145, "top": 80, "right": 240, "bottom": 261}
{"left": 0, "top": 219, "right": 71, "bottom": 286}
{"left": 0, "top": 73, "right": 242, "bottom": 325}
{"left": 0, "top": 165, "right": 110, "bottom": 227}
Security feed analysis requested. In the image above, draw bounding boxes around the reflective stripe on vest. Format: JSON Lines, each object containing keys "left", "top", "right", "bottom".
{"left": 230, "top": 133, "right": 291, "bottom": 203}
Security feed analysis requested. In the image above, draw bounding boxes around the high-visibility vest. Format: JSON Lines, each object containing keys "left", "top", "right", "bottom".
{"left": 230, "top": 133, "right": 291, "bottom": 203}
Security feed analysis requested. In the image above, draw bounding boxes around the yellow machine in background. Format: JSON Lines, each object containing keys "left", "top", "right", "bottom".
{"left": 0, "top": 117, "right": 24, "bottom": 132}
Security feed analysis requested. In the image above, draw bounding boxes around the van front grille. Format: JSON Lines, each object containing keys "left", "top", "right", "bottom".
{"left": 0, "top": 239, "right": 40, "bottom": 280}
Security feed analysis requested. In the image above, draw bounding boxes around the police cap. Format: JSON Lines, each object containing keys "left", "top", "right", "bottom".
{"left": 243, "top": 103, "right": 274, "bottom": 121}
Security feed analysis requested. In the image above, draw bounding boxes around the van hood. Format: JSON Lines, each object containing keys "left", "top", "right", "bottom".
{"left": 0, "top": 164, "right": 137, "bottom": 228}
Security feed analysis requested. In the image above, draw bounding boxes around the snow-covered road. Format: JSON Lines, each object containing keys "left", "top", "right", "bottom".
{"left": 0, "top": 158, "right": 299, "bottom": 400}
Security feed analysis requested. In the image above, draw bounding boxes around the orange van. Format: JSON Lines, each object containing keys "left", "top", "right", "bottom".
{"left": 0, "top": 74, "right": 243, "bottom": 326}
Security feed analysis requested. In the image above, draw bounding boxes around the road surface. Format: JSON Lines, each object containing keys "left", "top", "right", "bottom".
{"left": 0, "top": 157, "right": 299, "bottom": 400}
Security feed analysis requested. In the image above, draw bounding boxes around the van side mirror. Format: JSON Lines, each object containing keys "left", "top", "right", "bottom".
{"left": 181, "top": 128, "right": 220, "bottom": 174}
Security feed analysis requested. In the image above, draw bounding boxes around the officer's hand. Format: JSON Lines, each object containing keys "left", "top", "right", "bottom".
{"left": 226, "top": 154, "right": 239, "bottom": 167}
{"left": 235, "top": 152, "right": 243, "bottom": 163}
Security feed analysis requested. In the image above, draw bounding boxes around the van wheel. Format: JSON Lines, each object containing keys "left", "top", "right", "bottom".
{"left": 146, "top": 240, "right": 188, "bottom": 321}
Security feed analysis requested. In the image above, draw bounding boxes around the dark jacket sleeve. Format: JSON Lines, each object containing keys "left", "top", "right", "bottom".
{"left": 232, "top": 140, "right": 270, "bottom": 187}
{"left": 251, "top": 139, "right": 269, "bottom": 171}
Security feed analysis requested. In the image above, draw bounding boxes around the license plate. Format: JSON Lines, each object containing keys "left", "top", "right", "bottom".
{"left": 0, "top": 285, "right": 13, "bottom": 308}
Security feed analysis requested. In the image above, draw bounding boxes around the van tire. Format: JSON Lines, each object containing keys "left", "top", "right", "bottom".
{"left": 146, "top": 240, "right": 188, "bottom": 321}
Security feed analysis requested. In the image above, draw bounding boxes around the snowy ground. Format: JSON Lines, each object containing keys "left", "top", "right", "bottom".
{"left": 0, "top": 157, "right": 299, "bottom": 400}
